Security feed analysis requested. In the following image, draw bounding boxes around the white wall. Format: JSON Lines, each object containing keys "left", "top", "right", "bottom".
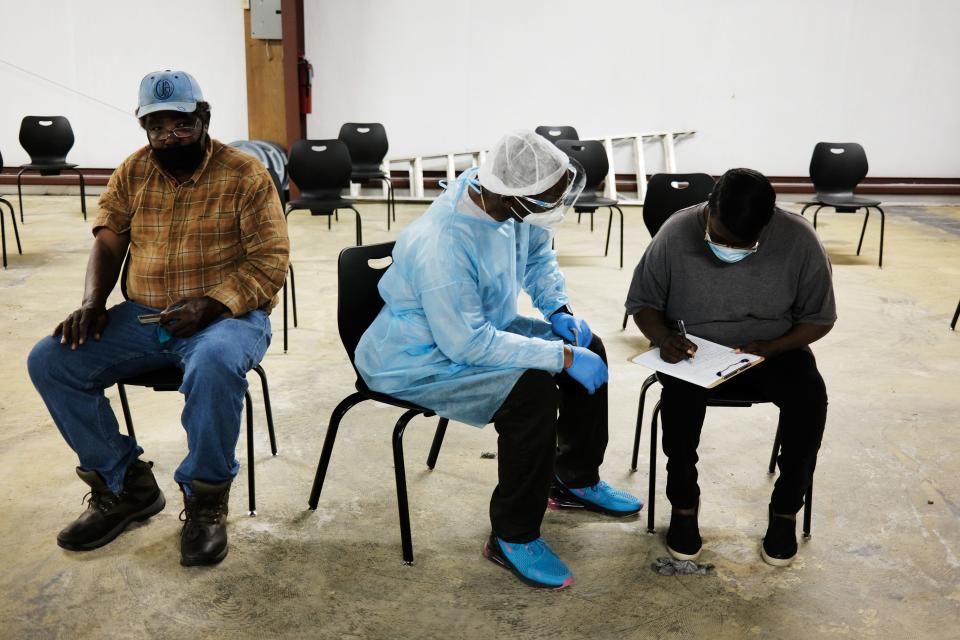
{"left": 0, "top": 0, "right": 248, "bottom": 169}
{"left": 304, "top": 0, "right": 960, "bottom": 177}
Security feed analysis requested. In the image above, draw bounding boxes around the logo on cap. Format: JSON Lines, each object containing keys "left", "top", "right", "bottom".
{"left": 154, "top": 79, "right": 174, "bottom": 100}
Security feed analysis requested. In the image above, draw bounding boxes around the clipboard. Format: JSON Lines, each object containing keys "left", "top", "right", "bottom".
{"left": 630, "top": 334, "right": 764, "bottom": 389}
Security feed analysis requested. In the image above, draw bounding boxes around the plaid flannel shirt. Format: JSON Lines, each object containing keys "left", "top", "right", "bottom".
{"left": 95, "top": 138, "right": 289, "bottom": 316}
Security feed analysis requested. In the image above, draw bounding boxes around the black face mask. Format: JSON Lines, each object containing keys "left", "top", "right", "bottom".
{"left": 151, "top": 138, "right": 204, "bottom": 174}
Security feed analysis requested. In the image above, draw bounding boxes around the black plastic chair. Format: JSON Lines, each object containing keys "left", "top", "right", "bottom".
{"left": 0, "top": 149, "right": 23, "bottom": 268}
{"left": 535, "top": 125, "right": 579, "bottom": 146}
{"left": 17, "top": 116, "right": 87, "bottom": 222}
{"left": 556, "top": 140, "right": 625, "bottom": 268}
{"left": 621, "top": 173, "right": 714, "bottom": 329}
{"left": 338, "top": 123, "right": 396, "bottom": 231}
{"left": 307, "top": 241, "right": 449, "bottom": 565}
{"left": 113, "top": 254, "right": 278, "bottom": 516}
{"left": 632, "top": 373, "right": 813, "bottom": 538}
{"left": 800, "top": 142, "right": 885, "bottom": 267}
{"left": 283, "top": 139, "right": 362, "bottom": 352}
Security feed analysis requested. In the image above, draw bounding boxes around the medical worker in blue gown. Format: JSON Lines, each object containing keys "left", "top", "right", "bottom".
{"left": 354, "top": 130, "right": 641, "bottom": 589}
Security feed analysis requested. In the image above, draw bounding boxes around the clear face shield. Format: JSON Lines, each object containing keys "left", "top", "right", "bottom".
{"left": 510, "top": 159, "right": 586, "bottom": 229}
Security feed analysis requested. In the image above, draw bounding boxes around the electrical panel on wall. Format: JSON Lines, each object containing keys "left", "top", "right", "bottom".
{"left": 251, "top": 0, "right": 282, "bottom": 40}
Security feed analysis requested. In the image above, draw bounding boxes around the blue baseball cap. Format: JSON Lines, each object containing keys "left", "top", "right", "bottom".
{"left": 136, "top": 70, "right": 204, "bottom": 118}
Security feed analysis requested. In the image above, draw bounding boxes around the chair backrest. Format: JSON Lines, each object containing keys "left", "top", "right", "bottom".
{"left": 809, "top": 142, "right": 869, "bottom": 195}
{"left": 337, "top": 241, "right": 395, "bottom": 365}
{"left": 338, "top": 123, "right": 389, "bottom": 172}
{"left": 642, "top": 173, "right": 715, "bottom": 237}
{"left": 555, "top": 139, "right": 607, "bottom": 195}
{"left": 535, "top": 125, "right": 579, "bottom": 146}
{"left": 288, "top": 139, "right": 352, "bottom": 199}
{"left": 19, "top": 116, "right": 75, "bottom": 165}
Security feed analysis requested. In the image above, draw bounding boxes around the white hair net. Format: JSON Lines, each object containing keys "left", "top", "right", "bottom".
{"left": 478, "top": 129, "right": 571, "bottom": 196}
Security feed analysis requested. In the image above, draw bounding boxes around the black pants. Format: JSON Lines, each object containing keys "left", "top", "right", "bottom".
{"left": 659, "top": 348, "right": 827, "bottom": 515}
{"left": 489, "top": 335, "right": 609, "bottom": 543}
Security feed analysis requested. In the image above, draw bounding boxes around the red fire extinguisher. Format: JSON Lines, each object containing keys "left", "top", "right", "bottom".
{"left": 297, "top": 56, "right": 313, "bottom": 114}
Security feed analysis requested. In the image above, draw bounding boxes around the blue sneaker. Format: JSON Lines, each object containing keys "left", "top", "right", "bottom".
{"left": 483, "top": 534, "right": 573, "bottom": 589}
{"left": 548, "top": 477, "right": 643, "bottom": 517}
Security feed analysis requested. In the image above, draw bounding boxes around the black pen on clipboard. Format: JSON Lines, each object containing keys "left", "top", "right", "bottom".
{"left": 677, "top": 319, "right": 695, "bottom": 358}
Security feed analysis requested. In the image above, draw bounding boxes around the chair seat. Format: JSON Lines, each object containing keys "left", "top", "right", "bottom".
{"left": 355, "top": 379, "right": 437, "bottom": 416}
{"left": 351, "top": 170, "right": 387, "bottom": 181}
{"left": 20, "top": 162, "right": 78, "bottom": 172}
{"left": 811, "top": 193, "right": 881, "bottom": 208}
{"left": 287, "top": 197, "right": 355, "bottom": 214}
{"left": 118, "top": 366, "right": 183, "bottom": 391}
{"left": 574, "top": 194, "right": 618, "bottom": 210}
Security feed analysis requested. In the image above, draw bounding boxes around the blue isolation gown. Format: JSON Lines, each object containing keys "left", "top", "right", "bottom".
{"left": 354, "top": 169, "right": 569, "bottom": 427}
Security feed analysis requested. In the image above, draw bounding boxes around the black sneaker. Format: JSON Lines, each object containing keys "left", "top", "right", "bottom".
{"left": 665, "top": 503, "right": 702, "bottom": 561}
{"left": 761, "top": 505, "right": 798, "bottom": 566}
{"left": 180, "top": 480, "right": 231, "bottom": 567}
{"left": 57, "top": 459, "right": 165, "bottom": 551}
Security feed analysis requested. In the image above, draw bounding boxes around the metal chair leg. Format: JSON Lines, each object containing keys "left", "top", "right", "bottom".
{"left": 16, "top": 169, "right": 26, "bottom": 223}
{"left": 5, "top": 199, "right": 21, "bottom": 254}
{"left": 117, "top": 383, "right": 136, "bottom": 441}
{"left": 246, "top": 391, "right": 256, "bottom": 516}
{"left": 616, "top": 205, "right": 624, "bottom": 269}
{"left": 289, "top": 263, "right": 298, "bottom": 328}
{"left": 856, "top": 209, "right": 870, "bottom": 256}
{"left": 253, "top": 365, "right": 277, "bottom": 456}
{"left": 622, "top": 311, "right": 629, "bottom": 331}
{"left": 589, "top": 211, "right": 594, "bottom": 232}
{"left": 308, "top": 392, "right": 367, "bottom": 509}
{"left": 769, "top": 423, "right": 781, "bottom": 474}
{"left": 426, "top": 417, "right": 449, "bottom": 470}
{"left": 812, "top": 205, "right": 825, "bottom": 229}
{"left": 803, "top": 480, "right": 813, "bottom": 539}
{"left": 283, "top": 276, "right": 289, "bottom": 353}
{"left": 392, "top": 409, "right": 421, "bottom": 564}
{"left": 74, "top": 169, "right": 87, "bottom": 220}
{"left": 350, "top": 206, "right": 363, "bottom": 245}
{"left": 876, "top": 206, "right": 885, "bottom": 268}
{"left": 604, "top": 207, "right": 613, "bottom": 257}
{"left": 0, "top": 203, "right": 6, "bottom": 269}
{"left": 648, "top": 401, "right": 661, "bottom": 533}
{"left": 799, "top": 203, "right": 815, "bottom": 217}
{"left": 951, "top": 299, "right": 960, "bottom": 331}
{"left": 631, "top": 374, "right": 657, "bottom": 471}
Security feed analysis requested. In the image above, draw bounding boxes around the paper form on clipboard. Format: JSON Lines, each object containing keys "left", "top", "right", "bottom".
{"left": 630, "top": 334, "right": 764, "bottom": 389}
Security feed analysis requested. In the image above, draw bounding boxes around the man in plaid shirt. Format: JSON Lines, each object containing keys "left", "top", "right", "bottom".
{"left": 28, "top": 70, "right": 289, "bottom": 566}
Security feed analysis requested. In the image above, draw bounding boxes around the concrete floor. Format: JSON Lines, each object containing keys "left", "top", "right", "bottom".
{"left": 0, "top": 195, "right": 958, "bottom": 640}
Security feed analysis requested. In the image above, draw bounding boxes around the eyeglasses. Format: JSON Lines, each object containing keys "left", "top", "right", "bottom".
{"left": 515, "top": 167, "right": 578, "bottom": 213}
{"left": 147, "top": 120, "right": 202, "bottom": 141}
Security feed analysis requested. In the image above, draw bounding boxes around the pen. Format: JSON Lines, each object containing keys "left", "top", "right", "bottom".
{"left": 677, "top": 319, "right": 695, "bottom": 357}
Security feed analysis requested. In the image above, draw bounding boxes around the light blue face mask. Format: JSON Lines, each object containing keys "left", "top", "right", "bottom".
{"left": 707, "top": 242, "right": 753, "bottom": 263}
{"left": 704, "top": 226, "right": 758, "bottom": 264}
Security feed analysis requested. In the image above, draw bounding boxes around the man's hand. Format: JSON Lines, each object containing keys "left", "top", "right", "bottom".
{"left": 735, "top": 340, "right": 782, "bottom": 359}
{"left": 659, "top": 333, "right": 697, "bottom": 364}
{"left": 160, "top": 297, "right": 228, "bottom": 338}
{"left": 54, "top": 305, "right": 110, "bottom": 350}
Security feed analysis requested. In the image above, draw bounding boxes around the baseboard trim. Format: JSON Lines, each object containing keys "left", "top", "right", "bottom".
{"left": 2, "top": 168, "right": 958, "bottom": 196}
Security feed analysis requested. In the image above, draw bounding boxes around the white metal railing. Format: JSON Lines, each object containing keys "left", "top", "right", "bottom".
{"left": 349, "top": 129, "right": 696, "bottom": 203}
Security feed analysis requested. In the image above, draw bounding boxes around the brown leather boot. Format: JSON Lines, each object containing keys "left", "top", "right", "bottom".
{"left": 57, "top": 459, "right": 165, "bottom": 551}
{"left": 180, "top": 479, "right": 231, "bottom": 566}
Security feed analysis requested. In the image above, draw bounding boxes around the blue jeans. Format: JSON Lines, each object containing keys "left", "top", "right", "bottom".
{"left": 27, "top": 300, "right": 271, "bottom": 493}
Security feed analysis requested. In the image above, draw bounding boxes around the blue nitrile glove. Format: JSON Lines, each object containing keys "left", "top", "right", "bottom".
{"left": 550, "top": 312, "right": 592, "bottom": 347}
{"left": 566, "top": 346, "right": 608, "bottom": 394}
